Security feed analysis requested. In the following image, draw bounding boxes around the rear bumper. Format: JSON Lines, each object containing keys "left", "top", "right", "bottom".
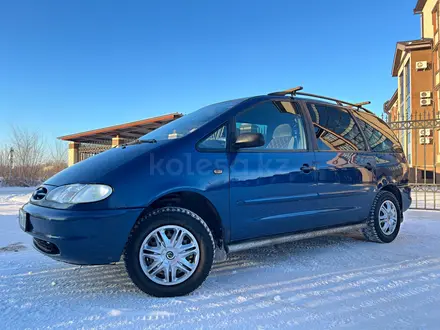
{"left": 21, "top": 203, "right": 143, "bottom": 265}
{"left": 400, "top": 186, "right": 412, "bottom": 213}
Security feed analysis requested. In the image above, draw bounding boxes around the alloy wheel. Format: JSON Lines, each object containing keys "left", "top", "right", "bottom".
{"left": 378, "top": 200, "right": 398, "bottom": 235}
{"left": 139, "top": 225, "right": 200, "bottom": 286}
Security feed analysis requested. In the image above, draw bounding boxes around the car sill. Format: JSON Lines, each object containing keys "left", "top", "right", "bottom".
{"left": 227, "top": 223, "right": 367, "bottom": 253}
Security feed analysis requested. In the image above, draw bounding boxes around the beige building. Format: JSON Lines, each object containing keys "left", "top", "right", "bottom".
{"left": 416, "top": 0, "right": 440, "bottom": 102}
{"left": 385, "top": 0, "right": 440, "bottom": 182}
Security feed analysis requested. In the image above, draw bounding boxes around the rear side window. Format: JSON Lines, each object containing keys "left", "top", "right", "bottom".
{"left": 308, "top": 103, "right": 366, "bottom": 151}
{"left": 235, "top": 101, "right": 307, "bottom": 151}
{"left": 351, "top": 112, "right": 403, "bottom": 153}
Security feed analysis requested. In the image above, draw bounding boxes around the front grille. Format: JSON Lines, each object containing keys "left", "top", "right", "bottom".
{"left": 33, "top": 238, "right": 60, "bottom": 255}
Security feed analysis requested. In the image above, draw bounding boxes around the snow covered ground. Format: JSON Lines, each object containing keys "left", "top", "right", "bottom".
{"left": 1, "top": 187, "right": 440, "bottom": 330}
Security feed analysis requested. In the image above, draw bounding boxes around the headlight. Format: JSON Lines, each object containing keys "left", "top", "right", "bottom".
{"left": 46, "top": 184, "right": 113, "bottom": 204}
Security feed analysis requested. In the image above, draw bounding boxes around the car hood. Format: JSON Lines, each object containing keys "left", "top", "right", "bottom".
{"left": 45, "top": 141, "right": 166, "bottom": 186}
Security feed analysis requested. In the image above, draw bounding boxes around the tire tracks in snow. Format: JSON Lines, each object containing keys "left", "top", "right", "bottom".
{"left": 35, "top": 257, "right": 440, "bottom": 330}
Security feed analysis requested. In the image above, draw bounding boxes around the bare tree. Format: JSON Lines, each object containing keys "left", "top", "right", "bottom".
{"left": 10, "top": 126, "right": 46, "bottom": 186}
{"left": 43, "top": 140, "right": 68, "bottom": 179}
{"left": 50, "top": 140, "right": 68, "bottom": 164}
{"left": 0, "top": 128, "right": 68, "bottom": 186}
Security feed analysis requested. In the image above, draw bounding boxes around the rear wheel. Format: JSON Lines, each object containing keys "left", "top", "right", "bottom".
{"left": 362, "top": 191, "right": 401, "bottom": 243}
{"left": 124, "top": 207, "right": 215, "bottom": 297}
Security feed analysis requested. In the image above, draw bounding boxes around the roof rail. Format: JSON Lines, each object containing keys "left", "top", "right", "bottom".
{"left": 268, "top": 87, "right": 374, "bottom": 114}
{"left": 268, "top": 86, "right": 303, "bottom": 96}
{"left": 353, "top": 101, "right": 371, "bottom": 107}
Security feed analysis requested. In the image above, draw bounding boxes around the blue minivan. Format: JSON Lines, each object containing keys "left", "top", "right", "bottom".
{"left": 20, "top": 87, "right": 411, "bottom": 297}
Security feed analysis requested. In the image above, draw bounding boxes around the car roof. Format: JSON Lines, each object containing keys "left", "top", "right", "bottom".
{"left": 249, "top": 94, "right": 377, "bottom": 118}
{"left": 249, "top": 94, "right": 339, "bottom": 108}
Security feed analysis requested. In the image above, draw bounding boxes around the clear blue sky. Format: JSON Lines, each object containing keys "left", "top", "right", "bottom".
{"left": 0, "top": 0, "right": 421, "bottom": 144}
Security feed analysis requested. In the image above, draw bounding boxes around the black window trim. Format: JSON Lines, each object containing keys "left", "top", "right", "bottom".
{"left": 231, "top": 99, "right": 311, "bottom": 153}
{"left": 345, "top": 107, "right": 371, "bottom": 152}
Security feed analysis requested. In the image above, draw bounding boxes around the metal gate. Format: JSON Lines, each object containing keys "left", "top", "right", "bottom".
{"left": 78, "top": 142, "right": 112, "bottom": 162}
{"left": 388, "top": 112, "right": 440, "bottom": 210}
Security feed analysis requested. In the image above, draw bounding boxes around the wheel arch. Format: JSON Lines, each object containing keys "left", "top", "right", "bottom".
{"left": 145, "top": 190, "right": 224, "bottom": 247}
{"left": 379, "top": 184, "right": 403, "bottom": 214}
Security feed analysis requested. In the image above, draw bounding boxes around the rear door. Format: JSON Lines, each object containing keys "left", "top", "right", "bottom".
{"left": 229, "top": 100, "right": 318, "bottom": 241}
{"left": 306, "top": 102, "right": 376, "bottom": 225}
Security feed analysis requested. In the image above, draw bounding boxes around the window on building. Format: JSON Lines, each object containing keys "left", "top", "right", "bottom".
{"left": 438, "top": 90, "right": 440, "bottom": 116}
{"left": 198, "top": 125, "right": 228, "bottom": 150}
{"left": 308, "top": 103, "right": 366, "bottom": 151}
{"left": 433, "top": 8, "right": 439, "bottom": 35}
{"left": 435, "top": 49, "right": 440, "bottom": 74}
{"left": 438, "top": 131, "right": 440, "bottom": 161}
{"left": 398, "top": 72, "right": 405, "bottom": 145}
{"left": 351, "top": 111, "right": 403, "bottom": 153}
{"left": 405, "top": 61, "right": 412, "bottom": 164}
{"left": 399, "top": 73, "right": 404, "bottom": 119}
{"left": 422, "top": 170, "right": 434, "bottom": 180}
{"left": 405, "top": 61, "right": 411, "bottom": 120}
{"left": 235, "top": 101, "right": 307, "bottom": 151}
{"left": 434, "top": 49, "right": 440, "bottom": 71}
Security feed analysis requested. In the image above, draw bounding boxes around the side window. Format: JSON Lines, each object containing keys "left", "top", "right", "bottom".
{"left": 308, "top": 103, "right": 366, "bottom": 151}
{"left": 352, "top": 112, "right": 403, "bottom": 153}
{"left": 235, "top": 101, "right": 307, "bottom": 150}
{"left": 198, "top": 125, "right": 228, "bottom": 151}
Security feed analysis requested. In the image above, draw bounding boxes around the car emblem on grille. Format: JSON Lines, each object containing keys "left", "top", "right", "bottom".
{"left": 32, "top": 187, "right": 48, "bottom": 200}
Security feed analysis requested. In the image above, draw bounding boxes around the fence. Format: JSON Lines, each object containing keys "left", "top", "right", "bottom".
{"left": 78, "top": 142, "right": 112, "bottom": 162}
{"left": 388, "top": 111, "right": 440, "bottom": 210}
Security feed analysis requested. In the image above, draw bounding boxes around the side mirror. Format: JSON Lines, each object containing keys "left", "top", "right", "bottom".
{"left": 233, "top": 133, "right": 265, "bottom": 149}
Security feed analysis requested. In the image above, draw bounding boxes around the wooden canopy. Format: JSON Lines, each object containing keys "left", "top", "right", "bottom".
{"left": 58, "top": 113, "right": 182, "bottom": 143}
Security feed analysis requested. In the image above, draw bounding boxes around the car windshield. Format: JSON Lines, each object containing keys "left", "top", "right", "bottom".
{"left": 140, "top": 98, "right": 246, "bottom": 141}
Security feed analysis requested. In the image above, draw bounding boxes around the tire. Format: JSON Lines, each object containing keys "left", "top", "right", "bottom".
{"left": 362, "top": 191, "right": 402, "bottom": 243}
{"left": 124, "top": 207, "right": 215, "bottom": 297}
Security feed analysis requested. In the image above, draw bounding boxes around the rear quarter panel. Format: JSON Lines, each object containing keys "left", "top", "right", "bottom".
{"left": 374, "top": 152, "right": 409, "bottom": 189}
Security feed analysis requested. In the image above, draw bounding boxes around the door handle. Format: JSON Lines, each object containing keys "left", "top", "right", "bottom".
{"left": 364, "top": 162, "right": 374, "bottom": 171}
{"left": 300, "top": 164, "right": 315, "bottom": 174}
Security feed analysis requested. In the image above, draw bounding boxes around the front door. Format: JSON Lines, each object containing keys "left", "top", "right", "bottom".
{"left": 229, "top": 100, "right": 318, "bottom": 242}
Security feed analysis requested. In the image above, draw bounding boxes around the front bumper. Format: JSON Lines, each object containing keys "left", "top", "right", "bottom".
{"left": 21, "top": 203, "right": 143, "bottom": 265}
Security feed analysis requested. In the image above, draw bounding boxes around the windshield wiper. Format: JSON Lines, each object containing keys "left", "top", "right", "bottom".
{"left": 135, "top": 139, "right": 157, "bottom": 144}
{"left": 119, "top": 139, "right": 157, "bottom": 148}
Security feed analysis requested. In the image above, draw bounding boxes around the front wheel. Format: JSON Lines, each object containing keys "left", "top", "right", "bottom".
{"left": 362, "top": 191, "right": 402, "bottom": 243}
{"left": 124, "top": 207, "right": 215, "bottom": 297}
